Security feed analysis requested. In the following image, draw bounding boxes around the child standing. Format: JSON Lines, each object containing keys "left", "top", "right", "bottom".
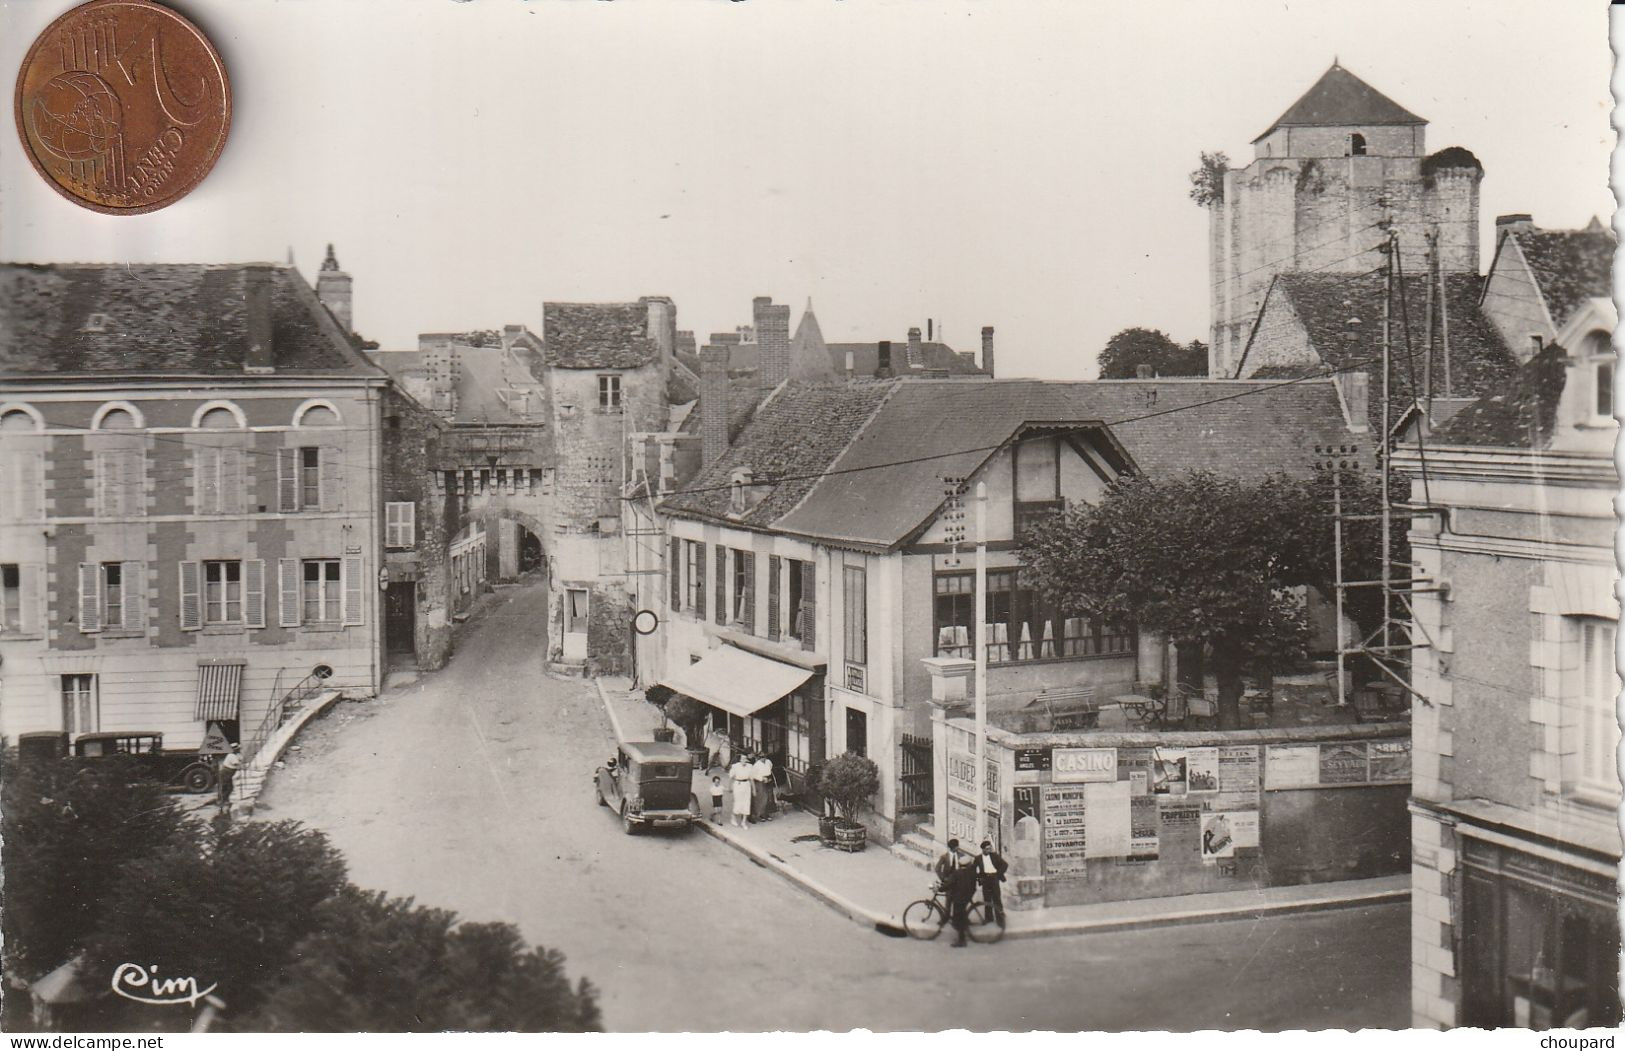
{"left": 710, "top": 774, "right": 726, "bottom": 823}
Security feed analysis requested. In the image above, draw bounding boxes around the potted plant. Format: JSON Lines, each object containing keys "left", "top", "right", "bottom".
{"left": 803, "top": 762, "right": 840, "bottom": 845}
{"left": 817, "top": 752, "right": 880, "bottom": 853}
{"left": 661, "top": 694, "right": 710, "bottom": 769}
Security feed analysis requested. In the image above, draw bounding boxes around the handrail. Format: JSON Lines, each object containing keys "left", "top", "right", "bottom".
{"left": 241, "top": 666, "right": 333, "bottom": 767}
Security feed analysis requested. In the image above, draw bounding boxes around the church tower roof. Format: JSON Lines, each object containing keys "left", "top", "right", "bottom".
{"left": 787, "top": 299, "right": 836, "bottom": 382}
{"left": 1252, "top": 62, "right": 1426, "bottom": 143}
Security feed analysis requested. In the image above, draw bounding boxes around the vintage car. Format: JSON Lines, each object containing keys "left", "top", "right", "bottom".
{"left": 62, "top": 731, "right": 219, "bottom": 793}
{"left": 594, "top": 740, "right": 699, "bottom": 834}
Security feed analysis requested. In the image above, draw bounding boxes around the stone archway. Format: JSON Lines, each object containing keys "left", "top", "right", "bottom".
{"left": 458, "top": 507, "right": 552, "bottom": 586}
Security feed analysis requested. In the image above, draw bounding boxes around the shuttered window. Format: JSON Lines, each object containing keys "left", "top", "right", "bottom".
{"left": 669, "top": 536, "right": 682, "bottom": 611}
{"left": 94, "top": 447, "right": 145, "bottom": 517}
{"left": 843, "top": 564, "right": 867, "bottom": 666}
{"left": 277, "top": 449, "right": 299, "bottom": 512}
{"left": 320, "top": 448, "right": 343, "bottom": 511}
{"left": 278, "top": 558, "right": 301, "bottom": 627}
{"left": 799, "top": 560, "right": 816, "bottom": 651}
{"left": 714, "top": 547, "right": 727, "bottom": 626}
{"left": 1577, "top": 618, "right": 1620, "bottom": 800}
{"left": 78, "top": 563, "right": 101, "bottom": 633}
{"left": 243, "top": 559, "right": 266, "bottom": 628}
{"left": 303, "top": 559, "right": 341, "bottom": 622}
{"left": 203, "top": 561, "right": 243, "bottom": 624}
{"left": 386, "top": 502, "right": 416, "bottom": 548}
{"left": 0, "top": 450, "right": 45, "bottom": 523}
{"left": 178, "top": 561, "right": 202, "bottom": 631}
{"left": 193, "top": 445, "right": 244, "bottom": 515}
{"left": 342, "top": 556, "right": 365, "bottom": 625}
{"left": 767, "top": 555, "right": 781, "bottom": 641}
{"left": 1, "top": 564, "right": 43, "bottom": 635}
{"left": 736, "top": 551, "right": 755, "bottom": 633}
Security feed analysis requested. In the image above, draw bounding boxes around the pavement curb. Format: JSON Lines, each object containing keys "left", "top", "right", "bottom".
{"left": 590, "top": 678, "right": 1407, "bottom": 942}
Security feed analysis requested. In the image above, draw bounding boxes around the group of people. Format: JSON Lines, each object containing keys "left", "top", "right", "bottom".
{"left": 713, "top": 752, "right": 778, "bottom": 827}
{"left": 934, "top": 837, "right": 1009, "bottom": 947}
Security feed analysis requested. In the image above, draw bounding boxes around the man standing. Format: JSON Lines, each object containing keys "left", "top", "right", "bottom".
{"left": 934, "top": 838, "right": 963, "bottom": 886}
{"left": 976, "top": 839, "right": 1009, "bottom": 927}
{"left": 946, "top": 851, "right": 979, "bottom": 948}
{"left": 752, "top": 754, "right": 775, "bottom": 822}
{"left": 218, "top": 743, "right": 243, "bottom": 813}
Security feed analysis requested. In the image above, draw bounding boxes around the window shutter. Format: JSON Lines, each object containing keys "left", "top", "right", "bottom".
{"left": 402, "top": 502, "right": 415, "bottom": 547}
{"left": 320, "top": 447, "right": 343, "bottom": 512}
{"left": 94, "top": 450, "right": 113, "bottom": 517}
{"left": 219, "top": 446, "right": 244, "bottom": 515}
{"left": 694, "top": 543, "right": 706, "bottom": 619}
{"left": 669, "top": 537, "right": 681, "bottom": 610}
{"left": 19, "top": 563, "right": 43, "bottom": 634}
{"left": 741, "top": 552, "right": 756, "bottom": 633}
{"left": 122, "top": 447, "right": 145, "bottom": 516}
{"left": 0, "top": 450, "right": 46, "bottom": 523}
{"left": 193, "top": 447, "right": 215, "bottom": 515}
{"left": 343, "top": 556, "right": 364, "bottom": 626}
{"left": 385, "top": 503, "right": 401, "bottom": 547}
{"left": 800, "top": 560, "right": 816, "bottom": 651}
{"left": 714, "top": 548, "right": 727, "bottom": 626}
{"left": 277, "top": 448, "right": 298, "bottom": 512}
{"left": 179, "top": 561, "right": 201, "bottom": 631}
{"left": 768, "top": 555, "right": 781, "bottom": 640}
{"left": 121, "top": 561, "right": 145, "bottom": 631}
{"left": 243, "top": 559, "right": 266, "bottom": 628}
{"left": 78, "top": 563, "right": 101, "bottom": 633}
{"left": 278, "top": 558, "right": 301, "bottom": 627}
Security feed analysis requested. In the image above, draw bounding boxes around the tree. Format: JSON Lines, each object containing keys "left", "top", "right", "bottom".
{"left": 245, "top": 889, "right": 602, "bottom": 1032}
{"left": 83, "top": 820, "right": 349, "bottom": 1023}
{"left": 817, "top": 753, "right": 880, "bottom": 823}
{"left": 1, "top": 754, "right": 197, "bottom": 981}
{"left": 660, "top": 694, "right": 707, "bottom": 749}
{"left": 1188, "top": 149, "right": 1229, "bottom": 207}
{"left": 1020, "top": 469, "right": 1381, "bottom": 728}
{"left": 1097, "top": 327, "right": 1209, "bottom": 379}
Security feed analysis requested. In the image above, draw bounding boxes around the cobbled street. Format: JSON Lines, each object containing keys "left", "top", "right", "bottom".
{"left": 259, "top": 578, "right": 1409, "bottom": 1032}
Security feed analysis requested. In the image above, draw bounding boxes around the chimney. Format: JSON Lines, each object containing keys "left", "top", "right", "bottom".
{"left": 1136, "top": 364, "right": 1155, "bottom": 379}
{"left": 981, "top": 326, "right": 995, "bottom": 377}
{"left": 700, "top": 344, "right": 730, "bottom": 467}
{"left": 876, "top": 340, "right": 893, "bottom": 378}
{"left": 1341, "top": 370, "right": 1371, "bottom": 432}
{"left": 642, "top": 295, "right": 677, "bottom": 358}
{"left": 315, "top": 243, "right": 353, "bottom": 333}
{"left": 845, "top": 349, "right": 855, "bottom": 380}
{"left": 1495, "top": 213, "right": 1535, "bottom": 236}
{"left": 927, "top": 318, "right": 934, "bottom": 341}
{"left": 245, "top": 264, "right": 275, "bottom": 373}
{"left": 906, "top": 327, "right": 923, "bottom": 369}
{"left": 753, "top": 297, "right": 791, "bottom": 395}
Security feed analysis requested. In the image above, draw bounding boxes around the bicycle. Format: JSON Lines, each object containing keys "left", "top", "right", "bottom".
{"left": 901, "top": 882, "right": 1005, "bottom": 943}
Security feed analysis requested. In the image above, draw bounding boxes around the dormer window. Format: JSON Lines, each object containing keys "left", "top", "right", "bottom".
{"left": 1349, "top": 132, "right": 1367, "bottom": 156}
{"left": 1582, "top": 331, "right": 1614, "bottom": 423}
{"left": 729, "top": 467, "right": 754, "bottom": 515}
{"left": 1596, "top": 359, "right": 1613, "bottom": 420}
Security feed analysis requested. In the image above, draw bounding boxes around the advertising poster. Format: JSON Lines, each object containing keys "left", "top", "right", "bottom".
{"left": 1118, "top": 748, "right": 1154, "bottom": 793}
{"left": 1319, "top": 741, "right": 1369, "bottom": 785}
{"left": 1186, "top": 747, "right": 1220, "bottom": 793}
{"left": 1368, "top": 739, "right": 1412, "bottom": 783}
{"left": 1042, "top": 784, "right": 1088, "bottom": 876}
{"left": 1128, "top": 769, "right": 1149, "bottom": 796}
{"left": 1229, "top": 811, "right": 1261, "bottom": 850}
{"left": 1129, "top": 794, "right": 1160, "bottom": 859}
{"left": 1264, "top": 743, "right": 1321, "bottom": 790}
{"left": 1083, "top": 780, "right": 1132, "bottom": 858}
{"left": 1215, "top": 745, "right": 1261, "bottom": 810}
{"left": 1053, "top": 747, "right": 1118, "bottom": 783}
{"left": 949, "top": 752, "right": 1000, "bottom": 804}
{"left": 946, "top": 797, "right": 1002, "bottom": 852}
{"left": 1151, "top": 748, "right": 1187, "bottom": 796}
{"left": 1159, "top": 803, "right": 1202, "bottom": 860}
{"left": 1011, "top": 786, "right": 1044, "bottom": 893}
{"left": 1200, "top": 812, "right": 1237, "bottom": 861}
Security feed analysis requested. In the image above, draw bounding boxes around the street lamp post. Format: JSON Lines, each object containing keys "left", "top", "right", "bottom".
{"left": 973, "top": 481, "right": 988, "bottom": 847}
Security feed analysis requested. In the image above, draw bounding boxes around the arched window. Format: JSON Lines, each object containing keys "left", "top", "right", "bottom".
{"left": 1586, "top": 330, "right": 1614, "bottom": 421}
{"left": 0, "top": 408, "right": 42, "bottom": 433}
{"left": 1350, "top": 132, "right": 1367, "bottom": 156}
{"left": 198, "top": 407, "right": 240, "bottom": 429}
{"left": 295, "top": 403, "right": 341, "bottom": 427}
{"left": 97, "top": 408, "right": 138, "bottom": 430}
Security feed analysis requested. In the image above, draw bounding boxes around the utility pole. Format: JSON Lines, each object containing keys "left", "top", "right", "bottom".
{"left": 1380, "top": 232, "right": 1394, "bottom": 658}
{"left": 1424, "top": 230, "right": 1437, "bottom": 410}
{"left": 1332, "top": 456, "right": 1348, "bottom": 707}
{"left": 973, "top": 480, "right": 988, "bottom": 848}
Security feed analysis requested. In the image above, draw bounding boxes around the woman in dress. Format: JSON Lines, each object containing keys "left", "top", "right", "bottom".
{"left": 730, "top": 754, "right": 754, "bottom": 827}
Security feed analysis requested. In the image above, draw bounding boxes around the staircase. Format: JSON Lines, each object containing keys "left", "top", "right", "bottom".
{"left": 890, "top": 819, "right": 940, "bottom": 871}
{"left": 235, "top": 667, "right": 340, "bottom": 804}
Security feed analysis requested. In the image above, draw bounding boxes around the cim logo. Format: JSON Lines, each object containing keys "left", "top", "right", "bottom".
{"left": 111, "top": 962, "right": 218, "bottom": 1007}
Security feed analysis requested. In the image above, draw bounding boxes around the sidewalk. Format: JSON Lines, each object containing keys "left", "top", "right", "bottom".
{"left": 595, "top": 676, "right": 1410, "bottom": 940}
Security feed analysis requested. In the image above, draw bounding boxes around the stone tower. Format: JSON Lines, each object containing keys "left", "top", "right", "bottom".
{"left": 1206, "top": 62, "right": 1483, "bottom": 377}
{"left": 315, "top": 243, "right": 353, "bottom": 333}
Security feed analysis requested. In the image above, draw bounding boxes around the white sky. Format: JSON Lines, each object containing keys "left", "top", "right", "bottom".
{"left": 1, "top": 0, "right": 1613, "bottom": 380}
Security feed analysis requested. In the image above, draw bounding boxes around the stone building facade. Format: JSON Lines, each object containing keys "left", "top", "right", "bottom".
{"left": 1207, "top": 62, "right": 1483, "bottom": 377}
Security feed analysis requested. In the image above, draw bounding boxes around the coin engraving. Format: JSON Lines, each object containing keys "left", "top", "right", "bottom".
{"left": 15, "top": 0, "right": 230, "bottom": 214}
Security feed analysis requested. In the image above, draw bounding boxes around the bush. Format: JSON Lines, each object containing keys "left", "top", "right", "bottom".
{"left": 246, "top": 889, "right": 602, "bottom": 1032}
{"left": 661, "top": 694, "right": 706, "bottom": 745}
{"left": 817, "top": 753, "right": 880, "bottom": 823}
{"left": 2, "top": 753, "right": 196, "bottom": 981}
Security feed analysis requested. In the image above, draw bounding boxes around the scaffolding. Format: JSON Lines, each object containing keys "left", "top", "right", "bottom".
{"left": 1324, "top": 230, "right": 1450, "bottom": 708}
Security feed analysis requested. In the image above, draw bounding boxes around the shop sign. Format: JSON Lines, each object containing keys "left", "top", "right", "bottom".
{"left": 947, "top": 751, "right": 999, "bottom": 805}
{"left": 1015, "top": 747, "right": 1052, "bottom": 772}
{"left": 1368, "top": 739, "right": 1412, "bottom": 783}
{"left": 945, "top": 796, "right": 1001, "bottom": 852}
{"left": 1319, "top": 741, "right": 1369, "bottom": 784}
{"left": 1052, "top": 747, "right": 1117, "bottom": 783}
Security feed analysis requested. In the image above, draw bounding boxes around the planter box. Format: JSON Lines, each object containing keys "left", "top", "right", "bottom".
{"left": 833, "top": 821, "right": 868, "bottom": 853}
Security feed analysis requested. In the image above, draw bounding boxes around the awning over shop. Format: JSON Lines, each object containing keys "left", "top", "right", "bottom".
{"left": 195, "top": 661, "right": 245, "bottom": 721}
{"left": 660, "top": 645, "right": 813, "bottom": 718}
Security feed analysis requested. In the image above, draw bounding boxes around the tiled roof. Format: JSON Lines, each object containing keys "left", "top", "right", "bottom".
{"left": 826, "top": 340, "right": 986, "bottom": 377}
{"left": 666, "top": 377, "right": 1356, "bottom": 550}
{"left": 1254, "top": 62, "right": 1425, "bottom": 142}
{"left": 1251, "top": 271, "right": 1517, "bottom": 433}
{"left": 788, "top": 305, "right": 837, "bottom": 382}
{"left": 662, "top": 381, "right": 897, "bottom": 529}
{"left": 0, "top": 263, "right": 378, "bottom": 375}
{"left": 675, "top": 371, "right": 766, "bottom": 444}
{"left": 542, "top": 301, "right": 658, "bottom": 369}
{"left": 1506, "top": 227, "right": 1616, "bottom": 330}
{"left": 369, "top": 338, "right": 547, "bottom": 425}
{"left": 1429, "top": 343, "right": 1569, "bottom": 450}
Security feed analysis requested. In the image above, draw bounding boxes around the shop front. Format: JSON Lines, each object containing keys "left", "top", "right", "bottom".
{"left": 658, "top": 642, "right": 826, "bottom": 796}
